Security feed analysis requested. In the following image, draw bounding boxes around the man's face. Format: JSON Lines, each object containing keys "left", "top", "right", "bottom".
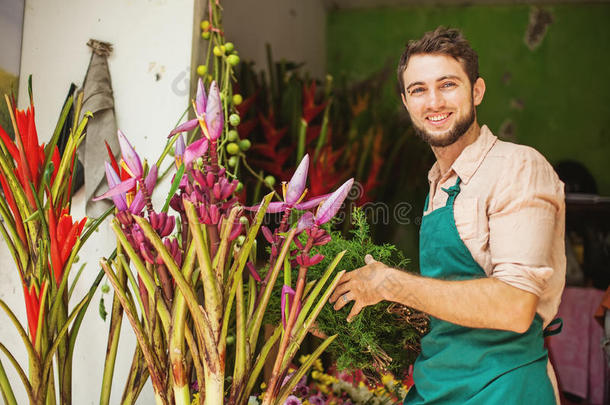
{"left": 401, "top": 54, "right": 484, "bottom": 147}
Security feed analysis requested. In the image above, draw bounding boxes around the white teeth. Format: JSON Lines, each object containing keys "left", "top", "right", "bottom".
{"left": 428, "top": 114, "right": 449, "bottom": 122}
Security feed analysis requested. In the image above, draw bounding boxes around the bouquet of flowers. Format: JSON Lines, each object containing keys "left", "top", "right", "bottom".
{"left": 0, "top": 79, "right": 108, "bottom": 405}
{"left": 95, "top": 77, "right": 354, "bottom": 405}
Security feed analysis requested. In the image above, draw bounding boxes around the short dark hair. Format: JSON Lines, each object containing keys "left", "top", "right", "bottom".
{"left": 397, "top": 27, "right": 479, "bottom": 95}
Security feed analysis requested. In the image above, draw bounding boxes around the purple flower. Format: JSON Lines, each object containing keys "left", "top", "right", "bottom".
{"left": 246, "top": 154, "right": 330, "bottom": 214}
{"left": 281, "top": 285, "right": 302, "bottom": 328}
{"left": 118, "top": 129, "right": 142, "bottom": 179}
{"left": 307, "top": 394, "right": 324, "bottom": 405}
{"left": 296, "top": 178, "right": 354, "bottom": 233}
{"left": 174, "top": 133, "right": 185, "bottom": 167}
{"left": 284, "top": 395, "right": 301, "bottom": 405}
{"left": 94, "top": 160, "right": 157, "bottom": 216}
{"left": 93, "top": 131, "right": 158, "bottom": 215}
{"left": 168, "top": 79, "right": 223, "bottom": 142}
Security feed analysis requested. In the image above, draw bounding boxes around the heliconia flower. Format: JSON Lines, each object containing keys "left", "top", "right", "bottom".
{"left": 302, "top": 81, "right": 327, "bottom": 124}
{"left": 280, "top": 285, "right": 301, "bottom": 329}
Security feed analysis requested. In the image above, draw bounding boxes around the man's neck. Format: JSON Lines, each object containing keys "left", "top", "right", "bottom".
{"left": 431, "top": 122, "right": 481, "bottom": 176}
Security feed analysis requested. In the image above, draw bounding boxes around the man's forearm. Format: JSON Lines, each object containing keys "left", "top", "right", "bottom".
{"left": 379, "top": 269, "right": 539, "bottom": 333}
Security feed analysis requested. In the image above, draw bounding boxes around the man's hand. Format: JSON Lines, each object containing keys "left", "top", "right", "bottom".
{"left": 329, "top": 254, "right": 396, "bottom": 322}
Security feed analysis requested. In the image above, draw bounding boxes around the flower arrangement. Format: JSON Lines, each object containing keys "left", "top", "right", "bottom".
{"left": 264, "top": 209, "right": 426, "bottom": 381}
{"left": 0, "top": 79, "right": 109, "bottom": 405}
{"left": 94, "top": 74, "right": 355, "bottom": 405}
{"left": 250, "top": 354, "right": 413, "bottom": 405}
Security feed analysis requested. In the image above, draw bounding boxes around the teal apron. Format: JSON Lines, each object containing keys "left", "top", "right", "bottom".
{"left": 404, "top": 177, "right": 555, "bottom": 404}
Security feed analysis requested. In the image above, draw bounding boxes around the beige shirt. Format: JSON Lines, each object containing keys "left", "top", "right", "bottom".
{"left": 425, "top": 125, "right": 566, "bottom": 326}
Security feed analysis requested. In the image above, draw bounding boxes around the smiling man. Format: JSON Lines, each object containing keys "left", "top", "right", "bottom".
{"left": 330, "top": 27, "right": 566, "bottom": 404}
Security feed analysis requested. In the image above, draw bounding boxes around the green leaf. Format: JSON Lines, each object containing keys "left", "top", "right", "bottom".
{"left": 99, "top": 296, "right": 108, "bottom": 321}
{"left": 161, "top": 163, "right": 185, "bottom": 213}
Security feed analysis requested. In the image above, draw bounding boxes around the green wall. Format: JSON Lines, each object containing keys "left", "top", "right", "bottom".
{"left": 327, "top": 4, "right": 610, "bottom": 195}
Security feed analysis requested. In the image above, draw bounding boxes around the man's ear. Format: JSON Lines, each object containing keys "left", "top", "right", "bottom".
{"left": 401, "top": 92, "right": 408, "bottom": 110}
{"left": 473, "top": 77, "right": 486, "bottom": 106}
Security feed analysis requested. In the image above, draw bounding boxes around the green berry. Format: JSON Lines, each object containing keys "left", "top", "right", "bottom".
{"left": 226, "top": 142, "right": 240, "bottom": 155}
{"left": 235, "top": 182, "right": 244, "bottom": 193}
{"left": 227, "top": 129, "right": 239, "bottom": 141}
{"left": 201, "top": 31, "right": 210, "bottom": 40}
{"left": 225, "top": 42, "right": 235, "bottom": 52}
{"left": 213, "top": 46, "right": 223, "bottom": 57}
{"left": 226, "top": 335, "right": 235, "bottom": 345}
{"left": 264, "top": 175, "right": 276, "bottom": 187}
{"left": 236, "top": 235, "right": 246, "bottom": 245}
{"left": 239, "top": 216, "right": 249, "bottom": 225}
{"left": 227, "top": 54, "right": 240, "bottom": 67}
{"left": 228, "top": 155, "right": 239, "bottom": 167}
{"left": 200, "top": 20, "right": 210, "bottom": 30}
{"left": 232, "top": 94, "right": 243, "bottom": 105}
{"left": 196, "top": 65, "right": 207, "bottom": 76}
{"left": 101, "top": 284, "right": 110, "bottom": 294}
{"left": 229, "top": 113, "right": 241, "bottom": 126}
{"left": 239, "top": 139, "right": 251, "bottom": 151}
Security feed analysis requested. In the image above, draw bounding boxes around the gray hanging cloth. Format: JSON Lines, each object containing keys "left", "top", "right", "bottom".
{"left": 78, "top": 39, "right": 119, "bottom": 217}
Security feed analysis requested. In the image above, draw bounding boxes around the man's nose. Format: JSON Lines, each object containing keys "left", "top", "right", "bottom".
{"left": 426, "top": 88, "right": 445, "bottom": 110}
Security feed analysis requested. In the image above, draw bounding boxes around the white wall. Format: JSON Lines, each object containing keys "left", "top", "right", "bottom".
{"left": 222, "top": 0, "right": 327, "bottom": 79}
{"left": 0, "top": 0, "right": 194, "bottom": 403}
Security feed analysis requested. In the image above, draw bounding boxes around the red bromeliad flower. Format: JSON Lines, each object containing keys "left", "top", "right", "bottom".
{"left": 23, "top": 282, "right": 45, "bottom": 344}
{"left": 48, "top": 199, "right": 87, "bottom": 284}
{"left": 0, "top": 102, "right": 61, "bottom": 245}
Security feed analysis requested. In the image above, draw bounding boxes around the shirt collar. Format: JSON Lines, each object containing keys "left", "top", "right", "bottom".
{"left": 427, "top": 125, "right": 497, "bottom": 185}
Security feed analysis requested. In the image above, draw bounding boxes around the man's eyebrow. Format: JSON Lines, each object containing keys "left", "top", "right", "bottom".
{"left": 406, "top": 75, "right": 462, "bottom": 91}
{"left": 437, "top": 75, "right": 462, "bottom": 82}
{"left": 406, "top": 81, "right": 425, "bottom": 91}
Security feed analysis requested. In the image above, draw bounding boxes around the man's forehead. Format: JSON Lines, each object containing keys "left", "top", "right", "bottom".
{"left": 402, "top": 54, "right": 468, "bottom": 84}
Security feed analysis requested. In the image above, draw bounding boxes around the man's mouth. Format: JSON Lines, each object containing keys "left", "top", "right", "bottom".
{"left": 426, "top": 112, "right": 452, "bottom": 125}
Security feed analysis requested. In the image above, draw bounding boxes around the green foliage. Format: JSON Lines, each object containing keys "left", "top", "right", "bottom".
{"left": 265, "top": 209, "right": 424, "bottom": 377}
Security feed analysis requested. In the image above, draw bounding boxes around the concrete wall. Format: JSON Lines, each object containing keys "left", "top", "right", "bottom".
{"left": 1, "top": 0, "right": 195, "bottom": 403}
{"left": 222, "top": 0, "right": 327, "bottom": 79}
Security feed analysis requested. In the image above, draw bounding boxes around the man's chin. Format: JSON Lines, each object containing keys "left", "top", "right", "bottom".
{"left": 414, "top": 127, "right": 463, "bottom": 147}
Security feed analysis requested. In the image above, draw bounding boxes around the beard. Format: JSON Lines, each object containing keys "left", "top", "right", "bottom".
{"left": 411, "top": 104, "right": 476, "bottom": 147}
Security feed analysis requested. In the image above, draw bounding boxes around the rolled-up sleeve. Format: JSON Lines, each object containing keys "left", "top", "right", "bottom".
{"left": 488, "top": 147, "right": 565, "bottom": 296}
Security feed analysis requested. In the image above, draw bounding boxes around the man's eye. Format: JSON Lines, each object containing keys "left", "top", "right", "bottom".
{"left": 410, "top": 87, "right": 425, "bottom": 94}
{"left": 441, "top": 82, "right": 456, "bottom": 88}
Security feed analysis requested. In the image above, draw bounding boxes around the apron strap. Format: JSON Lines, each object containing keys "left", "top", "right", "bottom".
{"left": 543, "top": 318, "right": 563, "bottom": 337}
{"left": 441, "top": 176, "right": 462, "bottom": 207}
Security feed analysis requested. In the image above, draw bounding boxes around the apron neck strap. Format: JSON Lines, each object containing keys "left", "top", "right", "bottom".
{"left": 441, "top": 176, "right": 462, "bottom": 207}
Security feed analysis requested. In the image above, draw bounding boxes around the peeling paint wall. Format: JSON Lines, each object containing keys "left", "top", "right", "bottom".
{"left": 327, "top": 4, "right": 610, "bottom": 195}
